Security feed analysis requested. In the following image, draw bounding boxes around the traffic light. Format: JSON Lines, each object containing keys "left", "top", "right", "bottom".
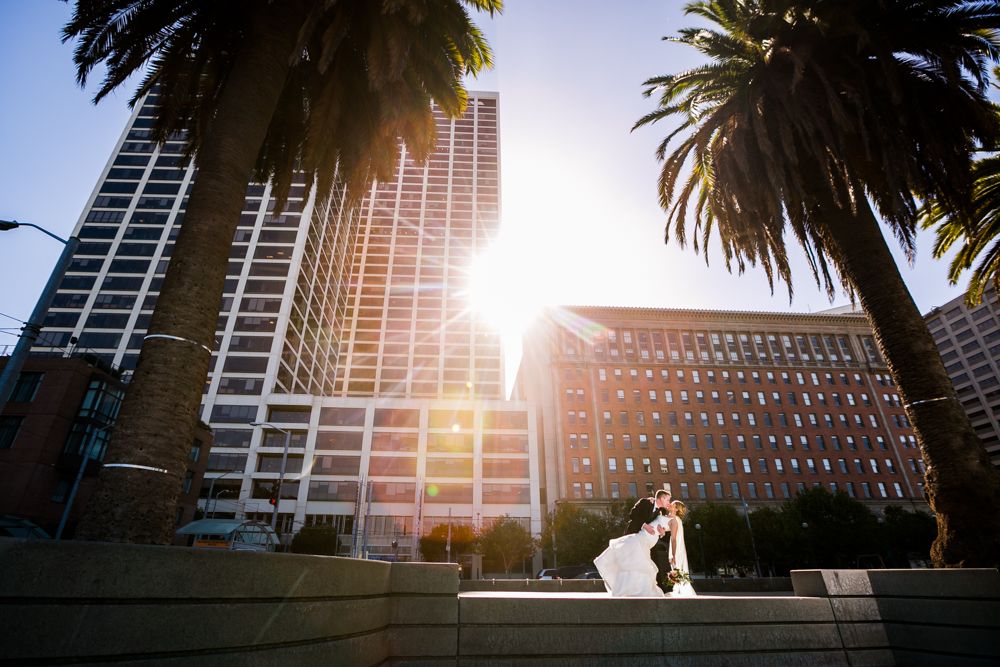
{"left": 267, "top": 483, "right": 279, "bottom": 507}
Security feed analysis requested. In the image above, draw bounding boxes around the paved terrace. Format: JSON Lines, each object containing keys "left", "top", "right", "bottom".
{"left": 1, "top": 538, "right": 997, "bottom": 666}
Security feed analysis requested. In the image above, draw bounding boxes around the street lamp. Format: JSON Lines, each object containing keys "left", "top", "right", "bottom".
{"left": 212, "top": 489, "right": 236, "bottom": 519}
{"left": 250, "top": 422, "right": 293, "bottom": 535}
{"left": 55, "top": 423, "right": 111, "bottom": 540}
{"left": 732, "top": 489, "right": 763, "bottom": 578}
{"left": 0, "top": 220, "right": 80, "bottom": 414}
{"left": 694, "top": 522, "right": 708, "bottom": 578}
{"left": 205, "top": 469, "right": 243, "bottom": 519}
{"left": 801, "top": 522, "right": 811, "bottom": 568}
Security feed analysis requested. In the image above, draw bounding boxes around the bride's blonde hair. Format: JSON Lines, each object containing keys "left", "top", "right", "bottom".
{"left": 671, "top": 500, "right": 687, "bottom": 519}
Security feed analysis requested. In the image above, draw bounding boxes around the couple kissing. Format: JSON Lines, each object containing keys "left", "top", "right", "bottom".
{"left": 594, "top": 489, "right": 696, "bottom": 597}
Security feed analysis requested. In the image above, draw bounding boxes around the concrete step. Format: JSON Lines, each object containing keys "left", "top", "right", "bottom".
{"left": 450, "top": 592, "right": 871, "bottom": 666}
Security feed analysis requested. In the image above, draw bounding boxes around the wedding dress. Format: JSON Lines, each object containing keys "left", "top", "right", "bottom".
{"left": 669, "top": 517, "right": 697, "bottom": 597}
{"left": 594, "top": 514, "right": 669, "bottom": 597}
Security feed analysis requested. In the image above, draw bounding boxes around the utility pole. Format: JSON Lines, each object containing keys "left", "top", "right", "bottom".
{"left": 0, "top": 220, "right": 79, "bottom": 414}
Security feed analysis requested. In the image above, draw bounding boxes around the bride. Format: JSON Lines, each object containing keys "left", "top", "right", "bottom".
{"left": 593, "top": 509, "right": 670, "bottom": 597}
{"left": 667, "top": 500, "right": 696, "bottom": 597}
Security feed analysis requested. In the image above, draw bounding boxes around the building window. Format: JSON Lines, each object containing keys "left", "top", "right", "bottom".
{"left": 9, "top": 372, "right": 43, "bottom": 403}
{"left": 0, "top": 416, "right": 23, "bottom": 449}
{"left": 189, "top": 439, "right": 203, "bottom": 462}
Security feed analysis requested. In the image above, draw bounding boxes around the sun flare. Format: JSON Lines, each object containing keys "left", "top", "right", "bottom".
{"left": 468, "top": 241, "right": 548, "bottom": 343}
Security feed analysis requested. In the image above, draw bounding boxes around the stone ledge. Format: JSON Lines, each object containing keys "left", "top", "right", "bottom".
{"left": 458, "top": 595, "right": 834, "bottom": 625}
{"left": 0, "top": 598, "right": 390, "bottom": 660}
{"left": 791, "top": 568, "right": 1000, "bottom": 599}
{"left": 0, "top": 538, "right": 392, "bottom": 599}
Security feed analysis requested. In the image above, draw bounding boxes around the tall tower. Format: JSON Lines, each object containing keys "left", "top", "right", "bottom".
{"left": 31, "top": 91, "right": 542, "bottom": 559}
{"left": 334, "top": 93, "right": 503, "bottom": 400}
{"left": 925, "top": 285, "right": 1000, "bottom": 467}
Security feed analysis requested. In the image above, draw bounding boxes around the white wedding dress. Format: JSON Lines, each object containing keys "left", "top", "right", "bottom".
{"left": 668, "top": 517, "right": 696, "bottom": 597}
{"left": 594, "top": 515, "right": 670, "bottom": 597}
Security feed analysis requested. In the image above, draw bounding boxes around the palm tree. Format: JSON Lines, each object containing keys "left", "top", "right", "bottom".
{"left": 922, "top": 67, "right": 1000, "bottom": 306}
{"left": 635, "top": 0, "right": 1000, "bottom": 567}
{"left": 64, "top": 0, "right": 499, "bottom": 544}
{"left": 924, "top": 153, "right": 1000, "bottom": 305}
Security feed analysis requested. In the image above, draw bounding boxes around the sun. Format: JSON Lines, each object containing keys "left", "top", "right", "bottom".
{"left": 468, "top": 240, "right": 548, "bottom": 343}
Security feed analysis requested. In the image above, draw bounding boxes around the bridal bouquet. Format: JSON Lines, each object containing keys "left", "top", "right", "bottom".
{"left": 665, "top": 568, "right": 691, "bottom": 588}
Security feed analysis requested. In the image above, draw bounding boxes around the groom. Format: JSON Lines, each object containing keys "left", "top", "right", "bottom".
{"left": 625, "top": 489, "right": 672, "bottom": 589}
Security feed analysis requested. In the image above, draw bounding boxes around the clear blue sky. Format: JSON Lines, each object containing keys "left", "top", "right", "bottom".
{"left": 0, "top": 1, "right": 971, "bottom": 356}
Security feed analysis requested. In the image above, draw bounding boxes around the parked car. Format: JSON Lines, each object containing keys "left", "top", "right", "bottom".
{"left": 536, "top": 568, "right": 560, "bottom": 579}
{"left": 573, "top": 570, "right": 602, "bottom": 580}
{"left": 554, "top": 564, "right": 593, "bottom": 579}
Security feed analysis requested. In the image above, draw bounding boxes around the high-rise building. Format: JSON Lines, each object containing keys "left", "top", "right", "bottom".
{"left": 516, "top": 306, "right": 927, "bottom": 512}
{"left": 924, "top": 285, "right": 1000, "bottom": 467}
{"left": 23, "top": 90, "right": 541, "bottom": 560}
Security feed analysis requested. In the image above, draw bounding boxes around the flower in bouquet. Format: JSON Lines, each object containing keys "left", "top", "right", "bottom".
{"left": 666, "top": 568, "right": 691, "bottom": 588}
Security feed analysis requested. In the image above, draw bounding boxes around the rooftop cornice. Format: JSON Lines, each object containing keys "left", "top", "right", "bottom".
{"left": 547, "top": 304, "right": 869, "bottom": 326}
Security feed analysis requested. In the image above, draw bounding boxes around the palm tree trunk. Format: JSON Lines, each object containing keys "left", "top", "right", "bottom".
{"left": 76, "top": 0, "right": 310, "bottom": 544}
{"left": 823, "top": 199, "right": 1000, "bottom": 567}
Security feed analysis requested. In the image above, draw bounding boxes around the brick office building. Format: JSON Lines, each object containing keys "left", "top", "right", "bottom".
{"left": 0, "top": 353, "right": 208, "bottom": 539}
{"left": 516, "top": 306, "right": 927, "bottom": 513}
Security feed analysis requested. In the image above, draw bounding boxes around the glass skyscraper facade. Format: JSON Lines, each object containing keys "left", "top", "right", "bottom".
{"left": 34, "top": 90, "right": 541, "bottom": 559}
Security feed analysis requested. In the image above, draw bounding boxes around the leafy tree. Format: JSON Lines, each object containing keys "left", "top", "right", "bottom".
{"left": 65, "top": 0, "right": 500, "bottom": 544}
{"left": 685, "top": 503, "right": 753, "bottom": 574}
{"left": 290, "top": 525, "right": 340, "bottom": 556}
{"left": 781, "top": 487, "right": 881, "bottom": 569}
{"left": 747, "top": 506, "right": 800, "bottom": 576}
{"left": 419, "top": 523, "right": 476, "bottom": 563}
{"left": 540, "top": 503, "right": 619, "bottom": 568}
{"left": 880, "top": 505, "right": 937, "bottom": 567}
{"left": 478, "top": 515, "right": 536, "bottom": 575}
{"left": 635, "top": 0, "right": 1000, "bottom": 566}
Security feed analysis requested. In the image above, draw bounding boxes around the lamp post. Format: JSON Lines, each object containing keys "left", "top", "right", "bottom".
{"left": 0, "top": 220, "right": 80, "bottom": 414}
{"left": 694, "top": 522, "right": 708, "bottom": 578}
{"left": 55, "top": 424, "right": 111, "bottom": 540}
{"left": 733, "top": 489, "right": 763, "bottom": 578}
{"left": 205, "top": 469, "right": 243, "bottom": 519}
{"left": 212, "top": 489, "right": 236, "bottom": 519}
{"left": 801, "top": 521, "right": 810, "bottom": 568}
{"left": 250, "top": 422, "right": 293, "bottom": 535}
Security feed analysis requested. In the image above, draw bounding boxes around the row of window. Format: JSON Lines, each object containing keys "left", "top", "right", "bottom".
{"left": 590, "top": 367, "right": 891, "bottom": 388}
{"left": 575, "top": 455, "right": 906, "bottom": 477}
{"left": 567, "top": 431, "right": 917, "bottom": 452}
{"left": 567, "top": 328, "right": 882, "bottom": 366}
{"left": 568, "top": 408, "right": 904, "bottom": 431}
{"left": 573, "top": 479, "right": 909, "bottom": 501}
{"left": 573, "top": 386, "right": 899, "bottom": 408}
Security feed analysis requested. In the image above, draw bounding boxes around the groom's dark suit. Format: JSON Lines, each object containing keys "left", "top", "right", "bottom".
{"left": 625, "top": 497, "right": 657, "bottom": 534}
{"left": 625, "top": 497, "right": 671, "bottom": 592}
